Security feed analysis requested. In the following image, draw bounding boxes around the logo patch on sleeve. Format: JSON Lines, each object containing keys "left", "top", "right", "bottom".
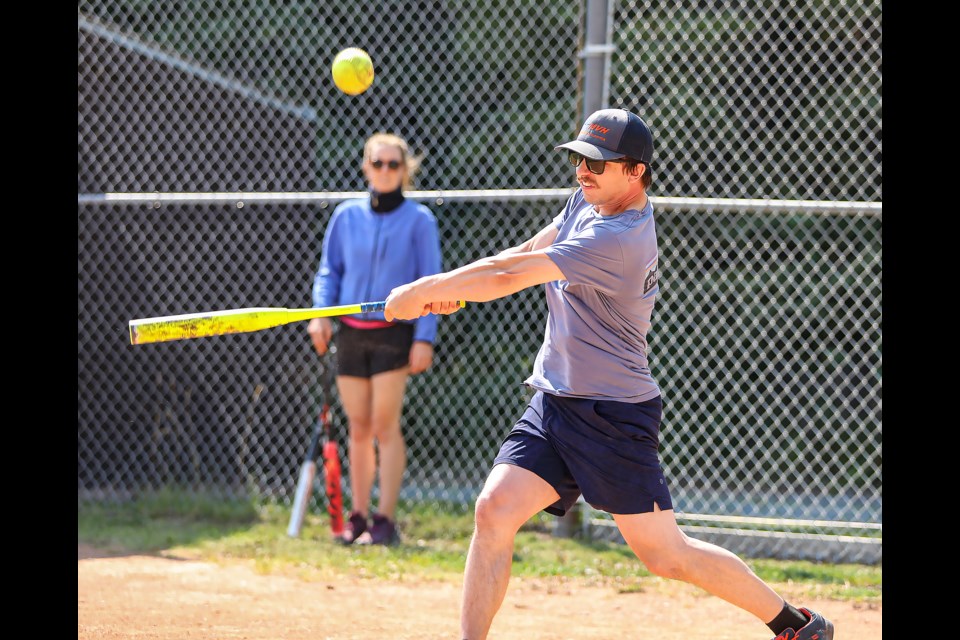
{"left": 643, "top": 260, "right": 659, "bottom": 295}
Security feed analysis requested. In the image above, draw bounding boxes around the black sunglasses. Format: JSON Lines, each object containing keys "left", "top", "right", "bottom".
{"left": 567, "top": 150, "right": 625, "bottom": 175}
{"left": 371, "top": 159, "right": 402, "bottom": 170}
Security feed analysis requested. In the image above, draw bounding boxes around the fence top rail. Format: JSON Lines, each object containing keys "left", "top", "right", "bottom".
{"left": 77, "top": 190, "right": 882, "bottom": 216}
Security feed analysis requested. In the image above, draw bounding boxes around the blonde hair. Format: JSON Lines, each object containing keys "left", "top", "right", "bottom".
{"left": 363, "top": 132, "right": 422, "bottom": 190}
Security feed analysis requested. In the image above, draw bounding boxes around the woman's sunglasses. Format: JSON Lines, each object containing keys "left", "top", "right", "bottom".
{"left": 371, "top": 159, "right": 402, "bottom": 170}
{"left": 567, "top": 150, "right": 624, "bottom": 175}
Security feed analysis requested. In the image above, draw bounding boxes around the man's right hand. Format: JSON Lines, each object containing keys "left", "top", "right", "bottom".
{"left": 384, "top": 283, "right": 425, "bottom": 322}
{"left": 307, "top": 317, "right": 333, "bottom": 355}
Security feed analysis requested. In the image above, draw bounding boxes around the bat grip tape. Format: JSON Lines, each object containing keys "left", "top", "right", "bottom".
{"left": 359, "top": 301, "right": 386, "bottom": 313}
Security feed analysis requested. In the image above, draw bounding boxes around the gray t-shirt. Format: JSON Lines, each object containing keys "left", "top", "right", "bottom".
{"left": 524, "top": 188, "right": 661, "bottom": 403}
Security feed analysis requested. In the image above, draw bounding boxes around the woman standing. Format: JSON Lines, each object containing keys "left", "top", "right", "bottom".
{"left": 308, "top": 132, "right": 443, "bottom": 545}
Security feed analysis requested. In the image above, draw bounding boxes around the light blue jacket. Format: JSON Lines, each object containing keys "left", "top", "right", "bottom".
{"left": 311, "top": 197, "right": 442, "bottom": 343}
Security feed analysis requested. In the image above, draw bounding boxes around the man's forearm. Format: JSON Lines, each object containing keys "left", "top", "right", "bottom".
{"left": 407, "top": 256, "right": 526, "bottom": 303}
{"left": 385, "top": 225, "right": 563, "bottom": 321}
{"left": 404, "top": 252, "right": 561, "bottom": 304}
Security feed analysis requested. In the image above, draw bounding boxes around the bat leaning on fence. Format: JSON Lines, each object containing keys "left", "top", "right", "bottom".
{"left": 288, "top": 349, "right": 343, "bottom": 538}
{"left": 128, "top": 300, "right": 466, "bottom": 345}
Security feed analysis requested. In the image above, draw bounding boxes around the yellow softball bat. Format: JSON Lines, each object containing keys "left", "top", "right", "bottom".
{"left": 128, "top": 300, "right": 466, "bottom": 345}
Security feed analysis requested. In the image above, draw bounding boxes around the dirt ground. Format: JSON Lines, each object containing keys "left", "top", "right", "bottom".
{"left": 78, "top": 543, "right": 881, "bottom": 639}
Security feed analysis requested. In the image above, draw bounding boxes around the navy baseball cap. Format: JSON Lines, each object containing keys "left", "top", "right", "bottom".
{"left": 555, "top": 108, "right": 654, "bottom": 163}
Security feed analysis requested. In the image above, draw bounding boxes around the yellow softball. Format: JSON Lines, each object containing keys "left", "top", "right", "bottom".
{"left": 331, "top": 48, "right": 375, "bottom": 96}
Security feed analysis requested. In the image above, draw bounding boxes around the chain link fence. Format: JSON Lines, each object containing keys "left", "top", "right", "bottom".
{"left": 78, "top": 0, "right": 881, "bottom": 563}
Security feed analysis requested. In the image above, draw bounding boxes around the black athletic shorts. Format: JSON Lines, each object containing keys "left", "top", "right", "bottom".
{"left": 335, "top": 322, "right": 415, "bottom": 378}
{"left": 493, "top": 390, "right": 672, "bottom": 516}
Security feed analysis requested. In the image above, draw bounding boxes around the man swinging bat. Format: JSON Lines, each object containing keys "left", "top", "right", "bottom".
{"left": 384, "top": 108, "right": 834, "bottom": 640}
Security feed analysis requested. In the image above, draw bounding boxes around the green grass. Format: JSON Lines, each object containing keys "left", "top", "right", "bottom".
{"left": 77, "top": 491, "right": 881, "bottom": 602}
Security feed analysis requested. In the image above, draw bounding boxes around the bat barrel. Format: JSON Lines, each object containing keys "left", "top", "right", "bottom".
{"left": 128, "top": 308, "right": 288, "bottom": 345}
{"left": 287, "top": 461, "right": 317, "bottom": 537}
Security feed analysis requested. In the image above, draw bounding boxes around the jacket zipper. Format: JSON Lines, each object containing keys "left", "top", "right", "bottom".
{"left": 364, "top": 213, "right": 384, "bottom": 316}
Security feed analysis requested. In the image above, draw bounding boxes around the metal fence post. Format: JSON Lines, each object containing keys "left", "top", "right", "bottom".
{"left": 580, "top": 0, "right": 616, "bottom": 117}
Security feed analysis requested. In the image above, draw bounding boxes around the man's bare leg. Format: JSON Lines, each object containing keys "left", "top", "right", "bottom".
{"left": 614, "top": 505, "right": 785, "bottom": 623}
{"left": 460, "top": 465, "right": 559, "bottom": 640}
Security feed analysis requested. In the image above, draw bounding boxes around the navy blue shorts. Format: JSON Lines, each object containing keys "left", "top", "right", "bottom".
{"left": 335, "top": 323, "right": 414, "bottom": 378}
{"left": 493, "top": 390, "right": 672, "bottom": 516}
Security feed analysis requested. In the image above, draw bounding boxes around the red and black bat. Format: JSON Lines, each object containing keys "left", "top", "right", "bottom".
{"left": 287, "top": 349, "right": 344, "bottom": 537}
{"left": 320, "top": 353, "right": 344, "bottom": 536}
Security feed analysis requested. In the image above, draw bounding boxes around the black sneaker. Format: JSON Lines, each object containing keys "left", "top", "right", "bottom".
{"left": 356, "top": 512, "right": 400, "bottom": 546}
{"left": 338, "top": 511, "right": 368, "bottom": 545}
{"left": 771, "top": 608, "right": 835, "bottom": 640}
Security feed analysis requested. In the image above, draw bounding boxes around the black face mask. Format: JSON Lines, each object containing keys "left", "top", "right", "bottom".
{"left": 369, "top": 186, "right": 405, "bottom": 213}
